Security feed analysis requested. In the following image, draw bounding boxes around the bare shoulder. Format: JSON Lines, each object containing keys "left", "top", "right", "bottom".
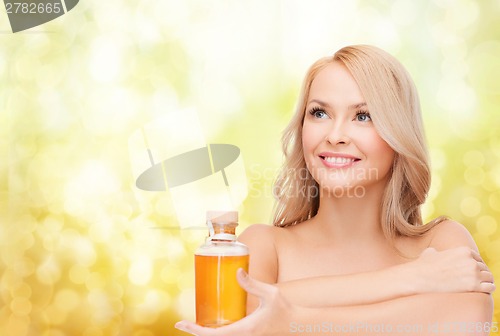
{"left": 427, "top": 219, "right": 479, "bottom": 252}
{"left": 237, "top": 224, "right": 281, "bottom": 284}
{"left": 238, "top": 223, "right": 280, "bottom": 248}
{"left": 237, "top": 224, "right": 282, "bottom": 313}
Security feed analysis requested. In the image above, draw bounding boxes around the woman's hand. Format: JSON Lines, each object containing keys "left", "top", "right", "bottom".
{"left": 411, "top": 247, "right": 495, "bottom": 294}
{"left": 175, "top": 269, "right": 296, "bottom": 336}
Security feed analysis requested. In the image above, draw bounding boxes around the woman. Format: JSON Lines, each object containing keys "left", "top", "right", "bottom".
{"left": 176, "top": 45, "right": 495, "bottom": 335}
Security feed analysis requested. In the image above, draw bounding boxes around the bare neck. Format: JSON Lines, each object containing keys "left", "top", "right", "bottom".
{"left": 312, "top": 184, "right": 387, "bottom": 244}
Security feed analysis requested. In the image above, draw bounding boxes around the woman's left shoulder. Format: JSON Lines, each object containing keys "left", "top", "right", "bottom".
{"left": 427, "top": 218, "right": 479, "bottom": 251}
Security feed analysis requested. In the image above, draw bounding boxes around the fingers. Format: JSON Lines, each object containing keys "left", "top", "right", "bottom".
{"left": 474, "top": 256, "right": 495, "bottom": 293}
{"left": 175, "top": 311, "right": 257, "bottom": 336}
{"left": 475, "top": 259, "right": 495, "bottom": 294}
{"left": 479, "top": 278, "right": 496, "bottom": 294}
{"left": 478, "top": 282, "right": 496, "bottom": 294}
{"left": 474, "top": 254, "right": 495, "bottom": 293}
{"left": 175, "top": 320, "right": 215, "bottom": 336}
{"left": 470, "top": 249, "right": 484, "bottom": 263}
{"left": 236, "top": 268, "right": 276, "bottom": 302}
{"left": 476, "top": 260, "right": 489, "bottom": 272}
{"left": 173, "top": 271, "right": 270, "bottom": 336}
{"left": 479, "top": 270, "right": 494, "bottom": 283}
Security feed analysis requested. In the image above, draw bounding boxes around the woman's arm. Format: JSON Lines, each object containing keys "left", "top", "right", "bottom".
{"left": 238, "top": 223, "right": 494, "bottom": 311}
{"left": 176, "top": 270, "right": 494, "bottom": 336}
{"left": 289, "top": 220, "right": 493, "bottom": 335}
{"left": 277, "top": 246, "right": 494, "bottom": 307}
{"left": 293, "top": 292, "right": 493, "bottom": 336}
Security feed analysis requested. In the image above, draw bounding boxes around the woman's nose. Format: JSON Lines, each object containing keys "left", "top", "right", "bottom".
{"left": 324, "top": 121, "right": 351, "bottom": 145}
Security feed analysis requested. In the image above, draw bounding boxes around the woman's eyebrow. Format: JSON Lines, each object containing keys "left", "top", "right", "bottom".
{"left": 349, "top": 102, "right": 367, "bottom": 110}
{"left": 307, "top": 99, "right": 330, "bottom": 107}
{"left": 307, "top": 99, "right": 367, "bottom": 110}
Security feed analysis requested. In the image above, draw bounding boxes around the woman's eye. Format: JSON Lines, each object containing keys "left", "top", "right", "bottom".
{"left": 309, "top": 108, "right": 328, "bottom": 119}
{"left": 355, "top": 112, "right": 371, "bottom": 122}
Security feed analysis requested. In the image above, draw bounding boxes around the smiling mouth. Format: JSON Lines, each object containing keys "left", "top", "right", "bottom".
{"left": 319, "top": 156, "right": 361, "bottom": 165}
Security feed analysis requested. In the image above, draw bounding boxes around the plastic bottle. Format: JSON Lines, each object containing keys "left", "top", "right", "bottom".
{"left": 195, "top": 210, "right": 249, "bottom": 327}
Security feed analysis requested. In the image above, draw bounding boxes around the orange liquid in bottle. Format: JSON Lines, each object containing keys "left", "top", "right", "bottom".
{"left": 195, "top": 254, "right": 249, "bottom": 327}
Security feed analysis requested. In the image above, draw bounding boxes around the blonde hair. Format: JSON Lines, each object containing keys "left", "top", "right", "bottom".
{"left": 272, "top": 45, "right": 445, "bottom": 239}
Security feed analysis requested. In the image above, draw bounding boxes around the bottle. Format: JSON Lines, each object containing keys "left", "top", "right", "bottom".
{"left": 195, "top": 210, "right": 249, "bottom": 327}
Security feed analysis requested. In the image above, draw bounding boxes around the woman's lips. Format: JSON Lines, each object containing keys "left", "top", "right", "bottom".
{"left": 318, "top": 153, "right": 361, "bottom": 168}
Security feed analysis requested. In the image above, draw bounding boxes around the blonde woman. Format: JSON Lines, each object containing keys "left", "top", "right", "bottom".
{"left": 176, "top": 45, "right": 495, "bottom": 335}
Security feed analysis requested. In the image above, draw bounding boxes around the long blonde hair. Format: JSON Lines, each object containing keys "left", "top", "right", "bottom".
{"left": 272, "top": 45, "right": 445, "bottom": 239}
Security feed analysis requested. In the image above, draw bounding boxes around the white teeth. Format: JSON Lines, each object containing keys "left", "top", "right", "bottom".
{"left": 323, "top": 157, "right": 355, "bottom": 164}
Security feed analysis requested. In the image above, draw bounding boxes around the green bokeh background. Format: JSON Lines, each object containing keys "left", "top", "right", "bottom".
{"left": 1, "top": 0, "right": 499, "bottom": 335}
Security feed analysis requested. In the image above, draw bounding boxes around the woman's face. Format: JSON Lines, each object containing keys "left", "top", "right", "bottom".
{"left": 302, "top": 62, "right": 395, "bottom": 196}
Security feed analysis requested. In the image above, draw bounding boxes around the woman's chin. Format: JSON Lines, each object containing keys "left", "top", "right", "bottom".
{"left": 319, "top": 184, "right": 367, "bottom": 198}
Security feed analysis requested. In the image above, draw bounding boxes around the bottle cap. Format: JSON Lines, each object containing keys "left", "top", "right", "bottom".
{"left": 206, "top": 210, "right": 238, "bottom": 224}
{"left": 206, "top": 210, "right": 238, "bottom": 240}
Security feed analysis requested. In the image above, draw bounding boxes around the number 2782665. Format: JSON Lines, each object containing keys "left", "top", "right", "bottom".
{"left": 5, "top": 2, "right": 62, "bottom": 14}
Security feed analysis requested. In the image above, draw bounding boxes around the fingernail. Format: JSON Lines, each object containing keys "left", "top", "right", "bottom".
{"left": 238, "top": 268, "right": 248, "bottom": 278}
